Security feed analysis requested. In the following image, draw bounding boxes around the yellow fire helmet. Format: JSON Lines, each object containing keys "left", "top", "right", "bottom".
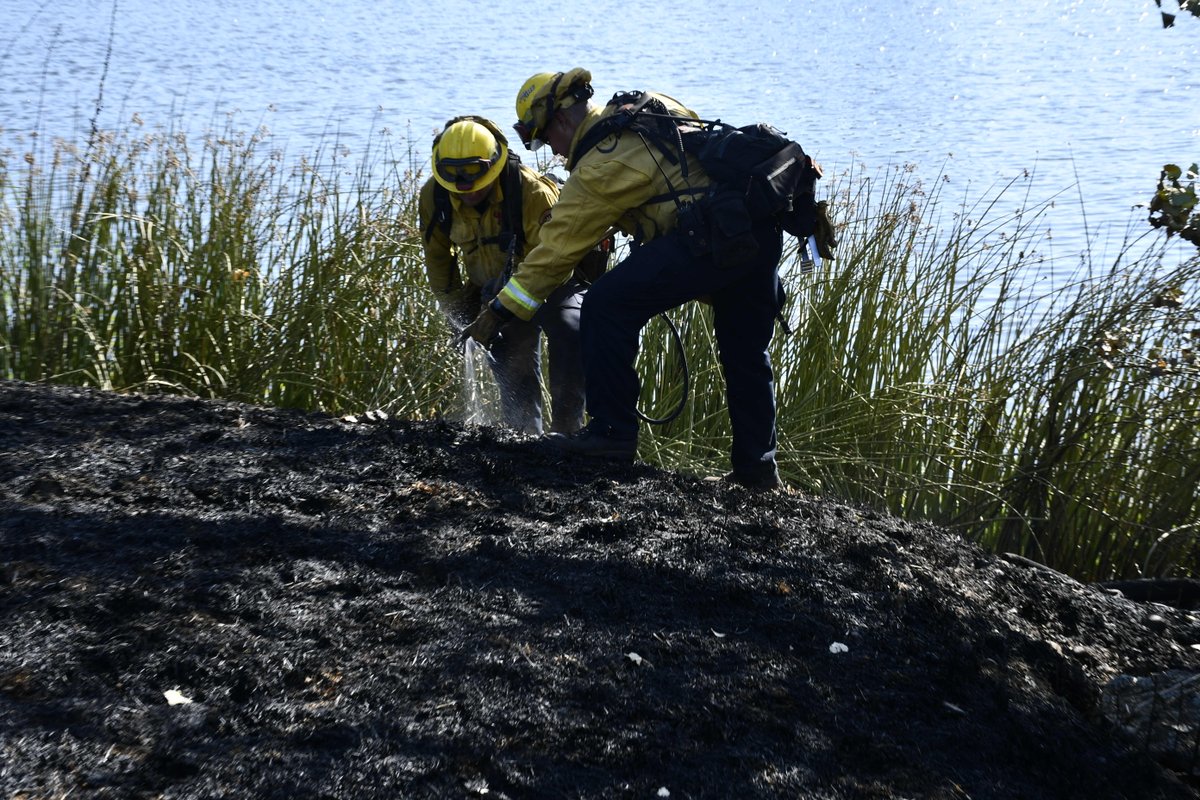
{"left": 514, "top": 68, "right": 593, "bottom": 151}
{"left": 431, "top": 117, "right": 508, "bottom": 194}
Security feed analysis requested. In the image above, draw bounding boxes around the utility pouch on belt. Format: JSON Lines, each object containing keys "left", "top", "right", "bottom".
{"left": 677, "top": 200, "right": 710, "bottom": 259}
{"left": 678, "top": 191, "right": 758, "bottom": 269}
{"left": 706, "top": 189, "right": 758, "bottom": 269}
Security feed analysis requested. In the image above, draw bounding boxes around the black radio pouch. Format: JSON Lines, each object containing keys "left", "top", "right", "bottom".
{"left": 677, "top": 200, "right": 710, "bottom": 258}
{"left": 677, "top": 190, "right": 758, "bottom": 269}
{"left": 706, "top": 189, "right": 758, "bottom": 268}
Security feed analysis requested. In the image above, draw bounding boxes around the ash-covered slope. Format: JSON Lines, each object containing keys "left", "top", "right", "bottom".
{"left": 1, "top": 379, "right": 1197, "bottom": 799}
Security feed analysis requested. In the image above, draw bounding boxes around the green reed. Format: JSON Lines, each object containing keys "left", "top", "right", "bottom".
{"left": 2, "top": 121, "right": 1196, "bottom": 581}
{"left": 639, "top": 163, "right": 1198, "bottom": 580}
{"left": 0, "top": 121, "right": 465, "bottom": 419}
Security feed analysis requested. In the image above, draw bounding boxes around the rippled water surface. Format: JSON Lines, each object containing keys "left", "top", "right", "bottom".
{"left": 2, "top": 0, "right": 1197, "bottom": 264}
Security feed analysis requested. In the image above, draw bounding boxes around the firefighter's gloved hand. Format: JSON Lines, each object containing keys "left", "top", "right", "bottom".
{"left": 457, "top": 306, "right": 504, "bottom": 350}
{"left": 813, "top": 200, "right": 838, "bottom": 261}
{"left": 437, "top": 287, "right": 481, "bottom": 331}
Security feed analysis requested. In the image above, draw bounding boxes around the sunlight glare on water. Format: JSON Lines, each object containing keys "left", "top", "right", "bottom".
{"left": 0, "top": 0, "right": 1196, "bottom": 274}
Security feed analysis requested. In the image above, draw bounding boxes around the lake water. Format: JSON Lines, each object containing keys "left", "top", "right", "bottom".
{"left": 2, "top": 0, "right": 1197, "bottom": 272}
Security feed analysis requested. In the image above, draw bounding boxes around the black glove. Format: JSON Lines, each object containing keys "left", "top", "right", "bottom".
{"left": 813, "top": 200, "right": 837, "bottom": 260}
{"left": 456, "top": 306, "right": 504, "bottom": 350}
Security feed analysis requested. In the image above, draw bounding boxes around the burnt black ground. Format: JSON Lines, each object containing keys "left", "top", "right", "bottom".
{"left": 1, "top": 378, "right": 1198, "bottom": 799}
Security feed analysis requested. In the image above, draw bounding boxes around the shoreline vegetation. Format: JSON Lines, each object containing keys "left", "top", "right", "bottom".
{"left": 1, "top": 120, "right": 1197, "bottom": 583}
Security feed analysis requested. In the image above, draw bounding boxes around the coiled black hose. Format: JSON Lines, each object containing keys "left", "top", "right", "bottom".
{"left": 636, "top": 311, "right": 688, "bottom": 425}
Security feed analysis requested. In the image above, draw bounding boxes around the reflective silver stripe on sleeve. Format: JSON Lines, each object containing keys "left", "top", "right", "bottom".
{"left": 500, "top": 278, "right": 541, "bottom": 315}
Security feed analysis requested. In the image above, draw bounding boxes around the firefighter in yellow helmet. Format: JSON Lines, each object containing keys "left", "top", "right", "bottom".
{"left": 420, "top": 115, "right": 593, "bottom": 435}
{"left": 460, "top": 71, "right": 786, "bottom": 490}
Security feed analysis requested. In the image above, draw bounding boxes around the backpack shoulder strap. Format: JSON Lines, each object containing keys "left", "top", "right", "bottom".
{"left": 499, "top": 156, "right": 526, "bottom": 253}
{"left": 570, "top": 91, "right": 675, "bottom": 169}
{"left": 424, "top": 181, "right": 453, "bottom": 243}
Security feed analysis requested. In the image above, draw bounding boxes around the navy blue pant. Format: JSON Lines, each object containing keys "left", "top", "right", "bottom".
{"left": 486, "top": 279, "right": 586, "bottom": 435}
{"left": 580, "top": 222, "right": 784, "bottom": 478}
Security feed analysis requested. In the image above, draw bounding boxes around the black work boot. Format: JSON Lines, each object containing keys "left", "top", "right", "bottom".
{"left": 545, "top": 421, "right": 637, "bottom": 461}
{"left": 706, "top": 466, "right": 784, "bottom": 492}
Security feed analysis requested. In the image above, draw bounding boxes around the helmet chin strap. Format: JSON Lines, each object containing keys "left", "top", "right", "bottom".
{"left": 542, "top": 73, "right": 565, "bottom": 128}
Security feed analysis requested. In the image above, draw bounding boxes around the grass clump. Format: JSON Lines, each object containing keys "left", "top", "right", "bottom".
{"left": 0, "top": 120, "right": 462, "bottom": 419}
{"left": 1, "top": 121, "right": 1196, "bottom": 581}
{"left": 639, "top": 163, "right": 1198, "bottom": 581}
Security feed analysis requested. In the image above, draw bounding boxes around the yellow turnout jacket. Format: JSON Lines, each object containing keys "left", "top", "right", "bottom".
{"left": 495, "top": 93, "right": 711, "bottom": 321}
{"left": 418, "top": 163, "right": 559, "bottom": 301}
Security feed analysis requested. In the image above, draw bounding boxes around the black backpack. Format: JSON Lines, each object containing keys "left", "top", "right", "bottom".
{"left": 573, "top": 91, "right": 835, "bottom": 268}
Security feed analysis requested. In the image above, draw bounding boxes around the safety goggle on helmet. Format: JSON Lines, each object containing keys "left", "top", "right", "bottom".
{"left": 431, "top": 118, "right": 508, "bottom": 194}
{"left": 511, "top": 118, "right": 545, "bottom": 152}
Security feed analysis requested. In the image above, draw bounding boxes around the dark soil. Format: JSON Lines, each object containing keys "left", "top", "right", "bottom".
{"left": 2, "top": 378, "right": 1198, "bottom": 799}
